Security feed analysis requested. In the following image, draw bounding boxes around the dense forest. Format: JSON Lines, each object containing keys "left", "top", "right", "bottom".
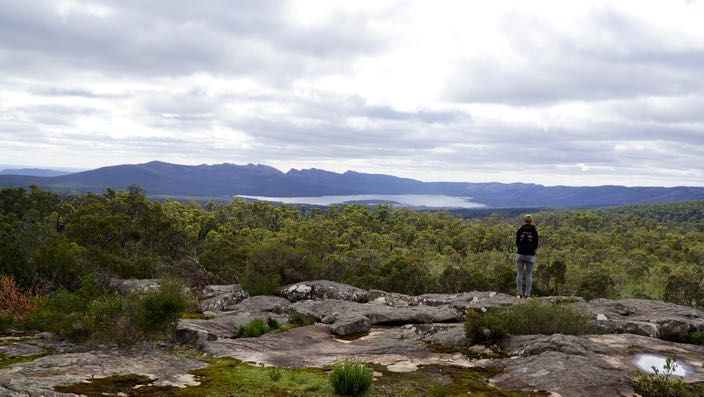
{"left": 1, "top": 186, "right": 703, "bottom": 311}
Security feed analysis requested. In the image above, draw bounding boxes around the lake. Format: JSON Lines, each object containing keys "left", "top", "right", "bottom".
{"left": 236, "top": 194, "right": 486, "bottom": 208}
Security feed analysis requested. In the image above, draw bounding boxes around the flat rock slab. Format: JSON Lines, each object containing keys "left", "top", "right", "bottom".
{"left": 490, "top": 333, "right": 704, "bottom": 397}
{"left": 410, "top": 291, "right": 518, "bottom": 311}
{"left": 0, "top": 347, "right": 207, "bottom": 397}
{"left": 585, "top": 298, "right": 704, "bottom": 339}
{"left": 0, "top": 342, "right": 47, "bottom": 357}
{"left": 203, "top": 324, "right": 483, "bottom": 372}
{"left": 290, "top": 299, "right": 463, "bottom": 336}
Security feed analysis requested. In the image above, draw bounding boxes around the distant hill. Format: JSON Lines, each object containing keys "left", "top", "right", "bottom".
{"left": 0, "top": 168, "right": 73, "bottom": 177}
{"left": 0, "top": 160, "right": 703, "bottom": 208}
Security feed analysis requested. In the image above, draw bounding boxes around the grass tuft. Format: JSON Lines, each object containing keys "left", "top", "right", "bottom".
{"left": 329, "top": 358, "right": 373, "bottom": 396}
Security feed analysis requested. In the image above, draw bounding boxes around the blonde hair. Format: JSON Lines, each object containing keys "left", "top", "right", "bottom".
{"left": 523, "top": 214, "right": 533, "bottom": 224}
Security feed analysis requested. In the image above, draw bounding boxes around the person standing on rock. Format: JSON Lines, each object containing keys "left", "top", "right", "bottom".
{"left": 515, "top": 214, "right": 539, "bottom": 299}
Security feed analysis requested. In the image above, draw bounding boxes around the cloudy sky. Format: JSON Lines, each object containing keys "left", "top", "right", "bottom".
{"left": 1, "top": 0, "right": 704, "bottom": 186}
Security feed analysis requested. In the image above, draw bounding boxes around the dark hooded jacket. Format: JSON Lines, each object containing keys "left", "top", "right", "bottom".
{"left": 515, "top": 224, "right": 539, "bottom": 256}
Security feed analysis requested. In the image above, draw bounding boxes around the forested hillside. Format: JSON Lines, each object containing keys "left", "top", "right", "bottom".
{"left": 2, "top": 186, "right": 703, "bottom": 310}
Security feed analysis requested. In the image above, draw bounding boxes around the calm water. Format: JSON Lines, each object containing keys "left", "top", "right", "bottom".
{"left": 236, "top": 194, "right": 485, "bottom": 208}
{"left": 632, "top": 354, "right": 694, "bottom": 377}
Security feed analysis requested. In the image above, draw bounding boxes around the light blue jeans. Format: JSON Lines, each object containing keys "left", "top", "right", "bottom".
{"left": 516, "top": 254, "right": 535, "bottom": 297}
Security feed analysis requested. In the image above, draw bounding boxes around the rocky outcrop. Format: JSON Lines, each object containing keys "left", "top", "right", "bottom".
{"left": 9, "top": 279, "right": 704, "bottom": 396}
{"left": 108, "top": 278, "right": 161, "bottom": 294}
{"left": 280, "top": 280, "right": 367, "bottom": 303}
{"left": 198, "top": 284, "right": 249, "bottom": 312}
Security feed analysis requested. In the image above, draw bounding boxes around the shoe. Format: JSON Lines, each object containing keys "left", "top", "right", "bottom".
{"left": 516, "top": 295, "right": 522, "bottom": 299}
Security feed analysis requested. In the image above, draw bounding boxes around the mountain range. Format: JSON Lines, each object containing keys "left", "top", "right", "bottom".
{"left": 1, "top": 160, "right": 703, "bottom": 208}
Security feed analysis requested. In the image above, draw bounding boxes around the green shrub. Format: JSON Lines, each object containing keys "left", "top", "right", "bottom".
{"left": 679, "top": 332, "right": 704, "bottom": 345}
{"left": 288, "top": 312, "right": 316, "bottom": 326}
{"left": 465, "top": 301, "right": 597, "bottom": 343}
{"left": 329, "top": 358, "right": 373, "bottom": 396}
{"left": 126, "top": 279, "right": 189, "bottom": 334}
{"left": 632, "top": 357, "right": 693, "bottom": 397}
{"left": 237, "top": 318, "right": 270, "bottom": 338}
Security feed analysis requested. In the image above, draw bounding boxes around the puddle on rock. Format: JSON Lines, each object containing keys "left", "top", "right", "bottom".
{"left": 632, "top": 354, "right": 694, "bottom": 377}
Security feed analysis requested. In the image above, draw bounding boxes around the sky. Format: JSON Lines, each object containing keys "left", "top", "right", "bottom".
{"left": 1, "top": 0, "right": 704, "bottom": 187}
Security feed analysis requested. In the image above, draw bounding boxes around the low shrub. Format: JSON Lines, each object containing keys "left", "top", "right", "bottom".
{"left": 288, "top": 312, "right": 316, "bottom": 326}
{"left": 632, "top": 357, "right": 694, "bottom": 397}
{"left": 126, "top": 278, "right": 189, "bottom": 334}
{"left": 328, "top": 358, "right": 373, "bottom": 396}
{"left": 465, "top": 300, "right": 597, "bottom": 343}
{"left": 237, "top": 318, "right": 271, "bottom": 338}
{"left": 679, "top": 332, "right": 704, "bottom": 345}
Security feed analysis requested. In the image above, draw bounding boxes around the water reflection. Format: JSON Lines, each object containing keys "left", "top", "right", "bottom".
{"left": 236, "top": 194, "right": 485, "bottom": 208}
{"left": 632, "top": 354, "right": 694, "bottom": 377}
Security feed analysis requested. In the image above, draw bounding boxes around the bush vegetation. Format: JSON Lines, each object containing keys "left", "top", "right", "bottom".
{"left": 464, "top": 300, "right": 597, "bottom": 343}
{"left": 328, "top": 358, "right": 373, "bottom": 396}
{"left": 1, "top": 184, "right": 704, "bottom": 333}
{"left": 24, "top": 276, "right": 189, "bottom": 343}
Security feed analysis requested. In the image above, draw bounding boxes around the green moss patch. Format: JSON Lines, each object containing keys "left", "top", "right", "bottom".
{"left": 0, "top": 352, "right": 45, "bottom": 369}
{"left": 174, "top": 358, "right": 333, "bottom": 397}
{"left": 0, "top": 346, "right": 52, "bottom": 369}
{"left": 180, "top": 312, "right": 208, "bottom": 320}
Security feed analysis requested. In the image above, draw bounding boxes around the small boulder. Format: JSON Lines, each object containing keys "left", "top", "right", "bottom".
{"left": 365, "top": 290, "right": 413, "bottom": 307}
{"left": 109, "top": 278, "right": 161, "bottom": 295}
{"left": 329, "top": 317, "right": 371, "bottom": 336}
{"left": 280, "top": 280, "right": 368, "bottom": 303}
{"left": 227, "top": 296, "right": 290, "bottom": 314}
{"left": 199, "top": 284, "right": 249, "bottom": 312}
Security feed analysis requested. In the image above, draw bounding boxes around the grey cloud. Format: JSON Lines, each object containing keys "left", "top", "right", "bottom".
{"left": 0, "top": 1, "right": 388, "bottom": 81}
{"left": 445, "top": 7, "right": 704, "bottom": 105}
